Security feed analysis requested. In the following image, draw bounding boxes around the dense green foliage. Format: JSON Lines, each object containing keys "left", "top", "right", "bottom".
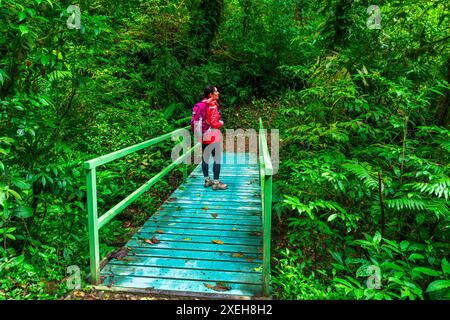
{"left": 1, "top": 0, "right": 449, "bottom": 299}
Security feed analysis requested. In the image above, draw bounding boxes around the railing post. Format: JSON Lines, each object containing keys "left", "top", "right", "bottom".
{"left": 86, "top": 168, "right": 100, "bottom": 284}
{"left": 262, "top": 174, "right": 272, "bottom": 297}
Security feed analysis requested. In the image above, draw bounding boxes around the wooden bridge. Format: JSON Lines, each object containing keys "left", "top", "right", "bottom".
{"left": 84, "top": 119, "right": 273, "bottom": 299}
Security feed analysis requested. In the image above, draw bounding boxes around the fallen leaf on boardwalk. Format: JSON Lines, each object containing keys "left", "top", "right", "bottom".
{"left": 204, "top": 282, "right": 231, "bottom": 292}
{"left": 167, "top": 197, "right": 177, "bottom": 202}
{"left": 176, "top": 206, "right": 182, "bottom": 211}
{"left": 211, "top": 213, "right": 218, "bottom": 218}
{"left": 231, "top": 253, "right": 244, "bottom": 258}
{"left": 254, "top": 266, "right": 263, "bottom": 272}
{"left": 144, "top": 236, "right": 160, "bottom": 245}
{"left": 196, "top": 194, "right": 201, "bottom": 197}
{"left": 212, "top": 240, "right": 224, "bottom": 244}
{"left": 246, "top": 257, "right": 254, "bottom": 262}
{"left": 151, "top": 236, "right": 160, "bottom": 244}
{"left": 168, "top": 223, "right": 176, "bottom": 226}
{"left": 231, "top": 227, "right": 237, "bottom": 231}
{"left": 155, "top": 230, "right": 164, "bottom": 234}
{"left": 202, "top": 206, "right": 209, "bottom": 210}
{"left": 183, "top": 237, "right": 191, "bottom": 241}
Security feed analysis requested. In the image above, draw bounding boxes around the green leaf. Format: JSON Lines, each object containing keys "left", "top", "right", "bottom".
{"left": 19, "top": 25, "right": 29, "bottom": 36}
{"left": 412, "top": 267, "right": 441, "bottom": 277}
{"left": 5, "top": 234, "right": 16, "bottom": 240}
{"left": 13, "top": 206, "right": 33, "bottom": 219}
{"left": 327, "top": 213, "right": 338, "bottom": 222}
{"left": 18, "top": 12, "right": 27, "bottom": 22}
{"left": 400, "top": 240, "right": 409, "bottom": 251}
{"left": 7, "top": 188, "right": 21, "bottom": 200}
{"left": 442, "top": 258, "right": 450, "bottom": 275}
{"left": 12, "top": 178, "right": 31, "bottom": 190}
{"left": 425, "top": 280, "right": 450, "bottom": 293}
{"left": 41, "top": 54, "right": 48, "bottom": 66}
{"left": 408, "top": 253, "right": 425, "bottom": 261}
{"left": 373, "top": 231, "right": 382, "bottom": 245}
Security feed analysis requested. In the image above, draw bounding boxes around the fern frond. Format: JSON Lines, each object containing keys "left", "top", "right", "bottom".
{"left": 436, "top": 139, "right": 450, "bottom": 153}
{"left": 47, "top": 70, "right": 72, "bottom": 82}
{"left": 385, "top": 198, "right": 450, "bottom": 219}
{"left": 424, "top": 199, "right": 450, "bottom": 219}
{"left": 342, "top": 162, "right": 380, "bottom": 191}
{"left": 385, "top": 198, "right": 426, "bottom": 211}
{"left": 410, "top": 178, "right": 450, "bottom": 200}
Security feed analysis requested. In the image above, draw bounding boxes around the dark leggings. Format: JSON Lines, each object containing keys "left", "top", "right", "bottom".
{"left": 202, "top": 143, "right": 222, "bottom": 180}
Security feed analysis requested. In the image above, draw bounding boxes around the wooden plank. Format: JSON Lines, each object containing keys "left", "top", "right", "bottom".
{"left": 149, "top": 216, "right": 261, "bottom": 226}
{"left": 154, "top": 209, "right": 262, "bottom": 220}
{"left": 173, "top": 188, "right": 260, "bottom": 195}
{"left": 133, "top": 232, "right": 262, "bottom": 246}
{"left": 126, "top": 239, "right": 262, "bottom": 254}
{"left": 100, "top": 275, "right": 262, "bottom": 297}
{"left": 129, "top": 247, "right": 262, "bottom": 263}
{"left": 100, "top": 264, "right": 262, "bottom": 284}
{"left": 168, "top": 194, "right": 261, "bottom": 203}
{"left": 155, "top": 209, "right": 261, "bottom": 218}
{"left": 156, "top": 207, "right": 262, "bottom": 217}
{"left": 160, "top": 203, "right": 261, "bottom": 211}
{"left": 140, "top": 226, "right": 262, "bottom": 238}
{"left": 141, "top": 221, "right": 261, "bottom": 232}
{"left": 107, "top": 256, "right": 261, "bottom": 273}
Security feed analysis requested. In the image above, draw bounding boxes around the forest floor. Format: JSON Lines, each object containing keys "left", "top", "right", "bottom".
{"left": 63, "top": 288, "right": 193, "bottom": 300}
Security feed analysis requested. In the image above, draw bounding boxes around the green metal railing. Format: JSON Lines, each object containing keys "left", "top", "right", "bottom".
{"left": 258, "top": 118, "right": 273, "bottom": 297}
{"left": 84, "top": 126, "right": 199, "bottom": 284}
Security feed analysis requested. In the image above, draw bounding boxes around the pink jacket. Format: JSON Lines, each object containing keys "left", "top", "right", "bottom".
{"left": 201, "top": 98, "right": 222, "bottom": 144}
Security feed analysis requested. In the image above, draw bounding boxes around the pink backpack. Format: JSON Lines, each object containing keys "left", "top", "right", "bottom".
{"left": 190, "top": 101, "right": 210, "bottom": 134}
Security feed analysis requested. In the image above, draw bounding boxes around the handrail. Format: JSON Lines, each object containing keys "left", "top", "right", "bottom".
{"left": 84, "top": 126, "right": 200, "bottom": 284}
{"left": 258, "top": 118, "right": 273, "bottom": 297}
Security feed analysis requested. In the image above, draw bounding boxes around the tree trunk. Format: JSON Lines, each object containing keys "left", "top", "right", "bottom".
{"left": 189, "top": 0, "right": 224, "bottom": 56}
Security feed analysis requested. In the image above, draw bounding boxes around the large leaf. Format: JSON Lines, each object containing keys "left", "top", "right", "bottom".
{"left": 425, "top": 280, "right": 450, "bottom": 293}
{"left": 12, "top": 178, "right": 31, "bottom": 190}
{"left": 412, "top": 267, "right": 441, "bottom": 277}
{"left": 13, "top": 206, "right": 33, "bottom": 219}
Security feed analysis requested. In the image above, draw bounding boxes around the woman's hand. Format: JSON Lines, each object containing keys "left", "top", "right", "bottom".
{"left": 219, "top": 120, "right": 224, "bottom": 126}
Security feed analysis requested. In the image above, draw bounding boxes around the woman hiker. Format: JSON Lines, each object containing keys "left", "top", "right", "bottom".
{"left": 199, "top": 85, "right": 228, "bottom": 190}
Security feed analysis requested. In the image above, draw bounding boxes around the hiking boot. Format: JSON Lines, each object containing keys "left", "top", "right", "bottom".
{"left": 212, "top": 180, "right": 228, "bottom": 190}
{"left": 204, "top": 177, "right": 214, "bottom": 187}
